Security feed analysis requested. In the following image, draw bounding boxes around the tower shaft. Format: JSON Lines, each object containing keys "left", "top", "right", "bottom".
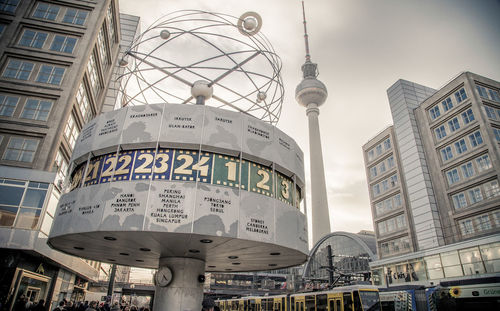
{"left": 306, "top": 104, "right": 331, "bottom": 244}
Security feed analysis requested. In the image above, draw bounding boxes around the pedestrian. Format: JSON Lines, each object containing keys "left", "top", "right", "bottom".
{"left": 201, "top": 298, "right": 215, "bottom": 311}
{"left": 109, "top": 302, "right": 120, "bottom": 311}
{"left": 32, "top": 300, "right": 45, "bottom": 311}
{"left": 84, "top": 302, "right": 97, "bottom": 311}
{"left": 53, "top": 301, "right": 66, "bottom": 311}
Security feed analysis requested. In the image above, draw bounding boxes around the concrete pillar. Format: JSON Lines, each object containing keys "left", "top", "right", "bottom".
{"left": 153, "top": 257, "right": 205, "bottom": 311}
{"left": 306, "top": 103, "right": 331, "bottom": 245}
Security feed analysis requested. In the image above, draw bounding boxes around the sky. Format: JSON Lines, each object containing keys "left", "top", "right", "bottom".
{"left": 118, "top": 0, "right": 500, "bottom": 242}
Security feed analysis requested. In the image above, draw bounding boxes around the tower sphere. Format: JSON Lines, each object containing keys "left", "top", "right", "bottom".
{"left": 118, "top": 10, "right": 283, "bottom": 124}
{"left": 295, "top": 77, "right": 328, "bottom": 107}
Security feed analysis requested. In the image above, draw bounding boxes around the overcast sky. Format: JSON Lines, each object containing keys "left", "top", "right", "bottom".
{"left": 118, "top": 0, "right": 500, "bottom": 241}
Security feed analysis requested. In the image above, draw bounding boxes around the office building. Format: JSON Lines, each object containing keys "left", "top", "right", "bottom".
{"left": 0, "top": 0, "right": 124, "bottom": 308}
{"left": 363, "top": 72, "right": 500, "bottom": 287}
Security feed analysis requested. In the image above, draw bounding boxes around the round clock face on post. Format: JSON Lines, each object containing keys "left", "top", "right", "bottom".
{"left": 155, "top": 267, "right": 173, "bottom": 287}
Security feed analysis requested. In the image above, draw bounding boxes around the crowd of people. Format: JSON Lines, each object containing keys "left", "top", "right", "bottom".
{"left": 11, "top": 296, "right": 150, "bottom": 311}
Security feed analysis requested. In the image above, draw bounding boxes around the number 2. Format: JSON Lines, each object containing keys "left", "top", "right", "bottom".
{"left": 256, "top": 169, "right": 270, "bottom": 190}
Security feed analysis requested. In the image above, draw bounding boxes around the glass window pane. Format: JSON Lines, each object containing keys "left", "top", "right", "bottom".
{"left": 459, "top": 247, "right": 482, "bottom": 263}
{"left": 480, "top": 242, "right": 500, "bottom": 261}
{"left": 462, "top": 262, "right": 485, "bottom": 276}
{"left": 0, "top": 184, "right": 25, "bottom": 205}
{"left": 443, "top": 265, "right": 463, "bottom": 278}
{"left": 0, "top": 205, "right": 18, "bottom": 226}
{"left": 15, "top": 208, "right": 41, "bottom": 229}
{"left": 21, "top": 188, "right": 46, "bottom": 208}
{"left": 483, "top": 259, "right": 500, "bottom": 274}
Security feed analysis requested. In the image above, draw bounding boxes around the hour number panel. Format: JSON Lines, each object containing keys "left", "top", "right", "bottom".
{"left": 113, "top": 150, "right": 135, "bottom": 181}
{"left": 152, "top": 148, "right": 174, "bottom": 180}
{"left": 249, "top": 163, "right": 273, "bottom": 197}
{"left": 213, "top": 154, "right": 240, "bottom": 188}
{"left": 276, "top": 172, "right": 294, "bottom": 205}
{"left": 100, "top": 152, "right": 118, "bottom": 184}
{"left": 131, "top": 149, "right": 155, "bottom": 180}
{"left": 84, "top": 156, "right": 103, "bottom": 186}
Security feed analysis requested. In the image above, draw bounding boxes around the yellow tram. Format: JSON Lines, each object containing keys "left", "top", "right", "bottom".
{"left": 215, "top": 285, "right": 381, "bottom": 311}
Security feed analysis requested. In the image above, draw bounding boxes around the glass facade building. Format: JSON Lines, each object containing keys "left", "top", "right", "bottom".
{"left": 364, "top": 72, "right": 500, "bottom": 288}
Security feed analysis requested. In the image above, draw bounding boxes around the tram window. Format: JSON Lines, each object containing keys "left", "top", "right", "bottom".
{"left": 353, "top": 291, "right": 362, "bottom": 311}
{"left": 290, "top": 298, "right": 295, "bottom": 311}
{"left": 282, "top": 298, "right": 285, "bottom": 311}
{"left": 305, "top": 295, "right": 315, "bottom": 311}
{"left": 343, "top": 293, "right": 353, "bottom": 311}
{"left": 329, "top": 300, "right": 334, "bottom": 311}
{"left": 249, "top": 301, "right": 256, "bottom": 311}
{"left": 301, "top": 302, "right": 304, "bottom": 311}
{"left": 336, "top": 300, "right": 341, "bottom": 311}
{"left": 317, "top": 294, "right": 327, "bottom": 311}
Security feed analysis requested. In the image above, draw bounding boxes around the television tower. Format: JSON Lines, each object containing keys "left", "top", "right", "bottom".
{"left": 295, "top": 1, "right": 331, "bottom": 245}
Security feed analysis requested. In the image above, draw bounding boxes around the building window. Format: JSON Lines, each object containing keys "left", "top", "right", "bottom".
{"left": 493, "top": 128, "right": 500, "bottom": 142}
{"left": 484, "top": 180, "right": 500, "bottom": 199}
{"left": 379, "top": 161, "right": 386, "bottom": 174}
{"left": 484, "top": 106, "right": 498, "bottom": 120}
{"left": 452, "top": 193, "right": 467, "bottom": 210}
{"left": 0, "top": 94, "right": 19, "bottom": 117}
{"left": 97, "top": 27, "right": 109, "bottom": 68}
{"left": 459, "top": 219, "right": 474, "bottom": 236}
{"left": 54, "top": 150, "right": 68, "bottom": 186}
{"left": 0, "top": 0, "right": 19, "bottom": 13}
{"left": 370, "top": 166, "right": 377, "bottom": 179}
{"left": 2, "top": 59, "right": 34, "bottom": 81}
{"left": 441, "top": 146, "right": 453, "bottom": 162}
{"left": 446, "top": 169, "right": 460, "bottom": 185}
{"left": 477, "top": 85, "right": 488, "bottom": 98}
{"left": 87, "top": 53, "right": 102, "bottom": 96}
{"left": 381, "top": 180, "right": 388, "bottom": 191}
{"left": 454, "top": 88, "right": 467, "bottom": 103}
{"left": 461, "top": 109, "right": 475, "bottom": 125}
{"left": 376, "top": 144, "right": 382, "bottom": 156}
{"left": 454, "top": 139, "right": 467, "bottom": 155}
{"left": 64, "top": 114, "right": 79, "bottom": 149}
{"left": 475, "top": 215, "right": 492, "bottom": 232}
{"left": 20, "top": 98, "right": 53, "bottom": 121}
{"left": 372, "top": 184, "right": 380, "bottom": 197}
{"left": 0, "top": 24, "right": 5, "bottom": 36}
{"left": 468, "top": 187, "right": 483, "bottom": 205}
{"left": 36, "top": 65, "right": 65, "bottom": 85}
{"left": 476, "top": 154, "right": 492, "bottom": 173}
{"left": 383, "top": 138, "right": 391, "bottom": 151}
{"left": 62, "top": 8, "right": 89, "bottom": 26}
{"left": 468, "top": 131, "right": 483, "bottom": 147}
{"left": 429, "top": 105, "right": 441, "bottom": 120}
{"left": 448, "top": 117, "right": 460, "bottom": 132}
{"left": 3, "top": 137, "right": 39, "bottom": 162}
{"left": 435, "top": 125, "right": 447, "bottom": 140}
{"left": 50, "top": 34, "right": 77, "bottom": 54}
{"left": 489, "top": 89, "right": 500, "bottom": 102}
{"left": 442, "top": 97, "right": 453, "bottom": 112}
{"left": 0, "top": 179, "right": 48, "bottom": 228}
{"left": 76, "top": 83, "right": 92, "bottom": 122}
{"left": 367, "top": 149, "right": 374, "bottom": 161}
{"left": 33, "top": 2, "right": 60, "bottom": 21}
{"left": 18, "top": 30, "right": 48, "bottom": 49}
{"left": 387, "top": 156, "right": 395, "bottom": 169}
{"left": 380, "top": 236, "right": 410, "bottom": 256}
{"left": 390, "top": 174, "right": 398, "bottom": 187}
{"left": 461, "top": 162, "right": 474, "bottom": 179}
{"left": 107, "top": 4, "right": 116, "bottom": 44}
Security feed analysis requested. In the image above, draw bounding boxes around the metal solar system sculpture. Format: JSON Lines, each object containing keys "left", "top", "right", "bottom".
{"left": 118, "top": 10, "right": 284, "bottom": 124}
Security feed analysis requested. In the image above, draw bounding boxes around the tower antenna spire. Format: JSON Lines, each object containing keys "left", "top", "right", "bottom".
{"left": 302, "top": 0, "right": 311, "bottom": 62}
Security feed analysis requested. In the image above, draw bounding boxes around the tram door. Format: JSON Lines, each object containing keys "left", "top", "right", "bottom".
{"left": 273, "top": 300, "right": 281, "bottom": 311}
{"left": 294, "top": 297, "right": 305, "bottom": 311}
{"left": 328, "top": 298, "right": 342, "bottom": 311}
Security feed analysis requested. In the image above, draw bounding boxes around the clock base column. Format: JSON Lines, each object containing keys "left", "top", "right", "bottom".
{"left": 153, "top": 257, "right": 205, "bottom": 311}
